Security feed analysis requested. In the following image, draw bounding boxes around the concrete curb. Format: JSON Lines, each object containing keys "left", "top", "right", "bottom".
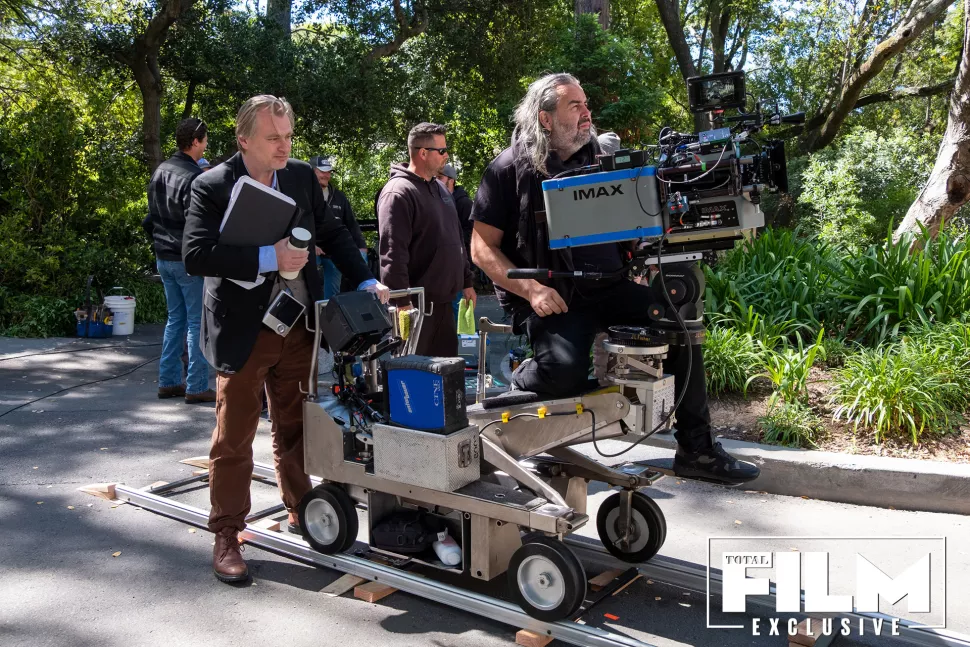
{"left": 644, "top": 433, "right": 970, "bottom": 515}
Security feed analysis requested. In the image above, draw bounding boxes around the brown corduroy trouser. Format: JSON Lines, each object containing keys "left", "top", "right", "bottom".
{"left": 208, "top": 325, "right": 314, "bottom": 533}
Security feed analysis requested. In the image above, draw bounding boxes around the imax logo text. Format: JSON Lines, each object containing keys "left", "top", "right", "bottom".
{"left": 573, "top": 184, "right": 624, "bottom": 200}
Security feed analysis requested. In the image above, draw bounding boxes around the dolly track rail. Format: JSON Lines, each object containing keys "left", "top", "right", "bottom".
{"left": 111, "top": 460, "right": 970, "bottom": 647}
{"left": 113, "top": 483, "right": 653, "bottom": 647}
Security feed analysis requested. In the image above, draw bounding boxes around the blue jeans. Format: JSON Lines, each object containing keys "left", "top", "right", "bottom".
{"left": 157, "top": 259, "right": 208, "bottom": 394}
{"left": 319, "top": 257, "right": 342, "bottom": 301}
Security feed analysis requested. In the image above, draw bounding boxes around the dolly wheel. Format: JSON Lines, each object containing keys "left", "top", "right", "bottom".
{"left": 596, "top": 491, "right": 667, "bottom": 563}
{"left": 508, "top": 537, "right": 586, "bottom": 621}
{"left": 298, "top": 484, "right": 358, "bottom": 554}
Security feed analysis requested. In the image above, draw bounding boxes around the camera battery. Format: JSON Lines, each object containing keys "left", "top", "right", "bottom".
{"left": 382, "top": 356, "right": 467, "bottom": 434}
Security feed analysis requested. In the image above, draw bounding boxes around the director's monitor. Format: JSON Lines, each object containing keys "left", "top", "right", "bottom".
{"left": 687, "top": 71, "right": 746, "bottom": 114}
{"left": 541, "top": 166, "right": 764, "bottom": 250}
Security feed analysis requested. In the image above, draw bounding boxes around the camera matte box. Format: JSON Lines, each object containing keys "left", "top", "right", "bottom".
{"left": 382, "top": 356, "right": 467, "bottom": 434}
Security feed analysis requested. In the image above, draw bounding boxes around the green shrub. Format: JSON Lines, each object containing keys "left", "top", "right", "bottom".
{"left": 130, "top": 281, "right": 167, "bottom": 324}
{"left": 747, "top": 329, "right": 825, "bottom": 410}
{"left": 705, "top": 228, "right": 839, "bottom": 343}
{"left": 837, "top": 229, "right": 970, "bottom": 344}
{"left": 702, "top": 326, "right": 764, "bottom": 396}
{"left": 831, "top": 339, "right": 963, "bottom": 444}
{"left": 818, "top": 336, "right": 852, "bottom": 368}
{"left": 759, "top": 401, "right": 826, "bottom": 449}
{"left": 0, "top": 293, "right": 75, "bottom": 337}
{"left": 796, "top": 127, "right": 935, "bottom": 251}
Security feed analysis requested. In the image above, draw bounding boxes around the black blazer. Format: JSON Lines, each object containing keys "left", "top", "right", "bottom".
{"left": 183, "top": 153, "right": 373, "bottom": 373}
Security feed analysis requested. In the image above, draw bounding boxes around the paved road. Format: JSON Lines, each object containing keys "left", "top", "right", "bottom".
{"left": 1, "top": 317, "right": 966, "bottom": 647}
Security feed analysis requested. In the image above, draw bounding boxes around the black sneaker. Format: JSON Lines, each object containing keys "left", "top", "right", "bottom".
{"left": 673, "top": 442, "right": 760, "bottom": 485}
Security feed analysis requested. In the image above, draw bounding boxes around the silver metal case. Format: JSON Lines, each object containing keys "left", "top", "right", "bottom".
{"left": 623, "top": 376, "right": 676, "bottom": 434}
{"left": 372, "top": 423, "right": 481, "bottom": 492}
{"left": 541, "top": 167, "right": 664, "bottom": 249}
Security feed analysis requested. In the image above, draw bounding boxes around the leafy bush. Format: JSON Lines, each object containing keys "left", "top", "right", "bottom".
{"left": 702, "top": 326, "right": 763, "bottom": 395}
{"left": 747, "top": 329, "right": 825, "bottom": 410}
{"left": 759, "top": 401, "right": 826, "bottom": 449}
{"left": 837, "top": 229, "right": 970, "bottom": 344}
{"left": 831, "top": 327, "right": 970, "bottom": 443}
{"left": 0, "top": 293, "right": 75, "bottom": 338}
{"left": 796, "top": 127, "right": 935, "bottom": 251}
{"left": 705, "top": 227, "right": 839, "bottom": 342}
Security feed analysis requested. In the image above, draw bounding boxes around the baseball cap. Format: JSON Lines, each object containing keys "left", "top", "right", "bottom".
{"left": 440, "top": 163, "right": 458, "bottom": 180}
{"left": 597, "top": 131, "right": 621, "bottom": 155}
{"left": 197, "top": 158, "right": 211, "bottom": 169}
{"left": 310, "top": 156, "right": 333, "bottom": 172}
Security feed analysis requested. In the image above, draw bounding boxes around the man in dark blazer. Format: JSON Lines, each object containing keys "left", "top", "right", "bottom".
{"left": 183, "top": 95, "right": 389, "bottom": 583}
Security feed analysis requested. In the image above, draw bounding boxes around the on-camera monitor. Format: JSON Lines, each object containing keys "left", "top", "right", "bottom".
{"left": 687, "top": 72, "right": 746, "bottom": 113}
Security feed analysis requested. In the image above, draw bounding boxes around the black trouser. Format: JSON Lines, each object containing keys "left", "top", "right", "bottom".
{"left": 415, "top": 301, "right": 458, "bottom": 357}
{"left": 512, "top": 280, "right": 713, "bottom": 453}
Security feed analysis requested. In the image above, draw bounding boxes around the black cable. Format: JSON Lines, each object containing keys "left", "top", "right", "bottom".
{"left": 588, "top": 231, "right": 693, "bottom": 459}
{"left": 479, "top": 412, "right": 540, "bottom": 435}
{"left": 0, "top": 342, "right": 163, "bottom": 362}
{"left": 0, "top": 354, "right": 160, "bottom": 419}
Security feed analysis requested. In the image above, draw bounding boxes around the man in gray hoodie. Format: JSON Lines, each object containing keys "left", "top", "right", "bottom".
{"left": 377, "top": 123, "right": 476, "bottom": 356}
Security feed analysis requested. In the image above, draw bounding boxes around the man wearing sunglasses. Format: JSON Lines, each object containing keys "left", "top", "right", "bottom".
{"left": 145, "top": 117, "right": 215, "bottom": 404}
{"left": 377, "top": 122, "right": 476, "bottom": 356}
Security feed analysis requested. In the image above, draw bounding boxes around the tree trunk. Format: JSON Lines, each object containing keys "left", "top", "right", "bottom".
{"left": 654, "top": 0, "right": 708, "bottom": 131}
{"left": 131, "top": 60, "right": 164, "bottom": 171}
{"left": 575, "top": 0, "right": 610, "bottom": 29}
{"left": 182, "top": 78, "right": 197, "bottom": 119}
{"left": 894, "top": 0, "right": 970, "bottom": 243}
{"left": 267, "top": 0, "right": 291, "bottom": 33}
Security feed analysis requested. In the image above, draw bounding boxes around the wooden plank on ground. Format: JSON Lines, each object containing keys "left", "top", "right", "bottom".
{"left": 354, "top": 580, "right": 397, "bottom": 603}
{"left": 192, "top": 469, "right": 208, "bottom": 476}
{"left": 321, "top": 574, "right": 368, "bottom": 597}
{"left": 179, "top": 456, "right": 210, "bottom": 469}
{"left": 79, "top": 483, "right": 117, "bottom": 501}
{"left": 588, "top": 568, "right": 625, "bottom": 591}
{"left": 789, "top": 617, "right": 836, "bottom": 647}
{"left": 148, "top": 481, "right": 169, "bottom": 490}
{"left": 515, "top": 629, "right": 553, "bottom": 647}
{"left": 249, "top": 517, "right": 281, "bottom": 532}
{"left": 611, "top": 573, "right": 642, "bottom": 596}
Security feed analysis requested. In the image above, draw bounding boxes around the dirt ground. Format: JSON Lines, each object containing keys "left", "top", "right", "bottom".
{"left": 709, "top": 367, "right": 970, "bottom": 464}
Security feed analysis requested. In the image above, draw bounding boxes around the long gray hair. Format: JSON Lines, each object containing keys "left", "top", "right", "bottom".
{"left": 512, "top": 73, "right": 592, "bottom": 176}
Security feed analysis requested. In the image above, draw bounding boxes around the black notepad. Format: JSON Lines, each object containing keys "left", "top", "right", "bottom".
{"left": 218, "top": 176, "right": 299, "bottom": 246}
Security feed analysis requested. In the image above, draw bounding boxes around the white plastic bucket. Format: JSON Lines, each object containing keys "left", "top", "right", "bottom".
{"left": 104, "top": 288, "right": 136, "bottom": 335}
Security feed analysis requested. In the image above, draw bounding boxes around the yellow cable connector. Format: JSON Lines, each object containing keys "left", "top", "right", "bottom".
{"left": 501, "top": 411, "right": 510, "bottom": 424}
{"left": 537, "top": 406, "right": 548, "bottom": 419}
{"left": 575, "top": 403, "right": 584, "bottom": 415}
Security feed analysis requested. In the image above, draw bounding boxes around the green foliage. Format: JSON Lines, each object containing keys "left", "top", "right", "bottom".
{"left": 796, "top": 128, "right": 936, "bottom": 250}
{"left": 705, "top": 227, "right": 837, "bottom": 342}
{"left": 0, "top": 292, "right": 75, "bottom": 338}
{"left": 837, "top": 229, "right": 970, "bottom": 344}
{"left": 759, "top": 401, "right": 826, "bottom": 449}
{"left": 702, "top": 326, "right": 763, "bottom": 396}
{"left": 746, "top": 329, "right": 825, "bottom": 410}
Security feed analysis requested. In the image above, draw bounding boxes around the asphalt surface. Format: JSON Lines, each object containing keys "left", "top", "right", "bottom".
{"left": 1, "top": 303, "right": 967, "bottom": 647}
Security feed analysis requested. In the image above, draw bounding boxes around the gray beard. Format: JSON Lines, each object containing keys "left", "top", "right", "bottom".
{"left": 550, "top": 122, "right": 597, "bottom": 161}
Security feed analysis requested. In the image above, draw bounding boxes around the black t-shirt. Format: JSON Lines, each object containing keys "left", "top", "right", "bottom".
{"left": 471, "top": 143, "right": 623, "bottom": 312}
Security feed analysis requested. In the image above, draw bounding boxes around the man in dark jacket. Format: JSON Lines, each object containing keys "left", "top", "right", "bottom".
{"left": 309, "top": 156, "right": 368, "bottom": 298}
{"left": 146, "top": 117, "right": 214, "bottom": 403}
{"left": 470, "top": 74, "right": 759, "bottom": 485}
{"left": 437, "top": 163, "right": 473, "bottom": 256}
{"left": 377, "top": 123, "right": 476, "bottom": 356}
{"left": 182, "top": 95, "right": 389, "bottom": 584}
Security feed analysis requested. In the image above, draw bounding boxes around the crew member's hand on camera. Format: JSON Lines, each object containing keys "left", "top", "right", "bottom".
{"left": 529, "top": 283, "right": 567, "bottom": 317}
{"left": 364, "top": 281, "right": 391, "bottom": 304}
{"left": 274, "top": 237, "right": 309, "bottom": 273}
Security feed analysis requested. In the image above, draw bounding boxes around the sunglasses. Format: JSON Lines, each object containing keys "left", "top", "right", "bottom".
{"left": 420, "top": 146, "right": 449, "bottom": 155}
{"left": 193, "top": 120, "right": 207, "bottom": 136}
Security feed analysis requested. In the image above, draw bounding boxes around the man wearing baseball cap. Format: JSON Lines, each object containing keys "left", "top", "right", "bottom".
{"left": 309, "top": 156, "right": 368, "bottom": 299}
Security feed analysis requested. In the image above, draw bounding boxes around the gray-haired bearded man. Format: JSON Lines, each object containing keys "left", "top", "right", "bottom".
{"left": 469, "top": 73, "right": 759, "bottom": 485}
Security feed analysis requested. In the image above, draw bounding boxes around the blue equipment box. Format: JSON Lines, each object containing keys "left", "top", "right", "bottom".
{"left": 382, "top": 356, "right": 468, "bottom": 434}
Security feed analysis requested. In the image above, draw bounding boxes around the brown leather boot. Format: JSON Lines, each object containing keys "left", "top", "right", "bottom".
{"left": 212, "top": 527, "right": 249, "bottom": 582}
{"left": 185, "top": 389, "right": 216, "bottom": 404}
{"left": 158, "top": 384, "right": 186, "bottom": 399}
